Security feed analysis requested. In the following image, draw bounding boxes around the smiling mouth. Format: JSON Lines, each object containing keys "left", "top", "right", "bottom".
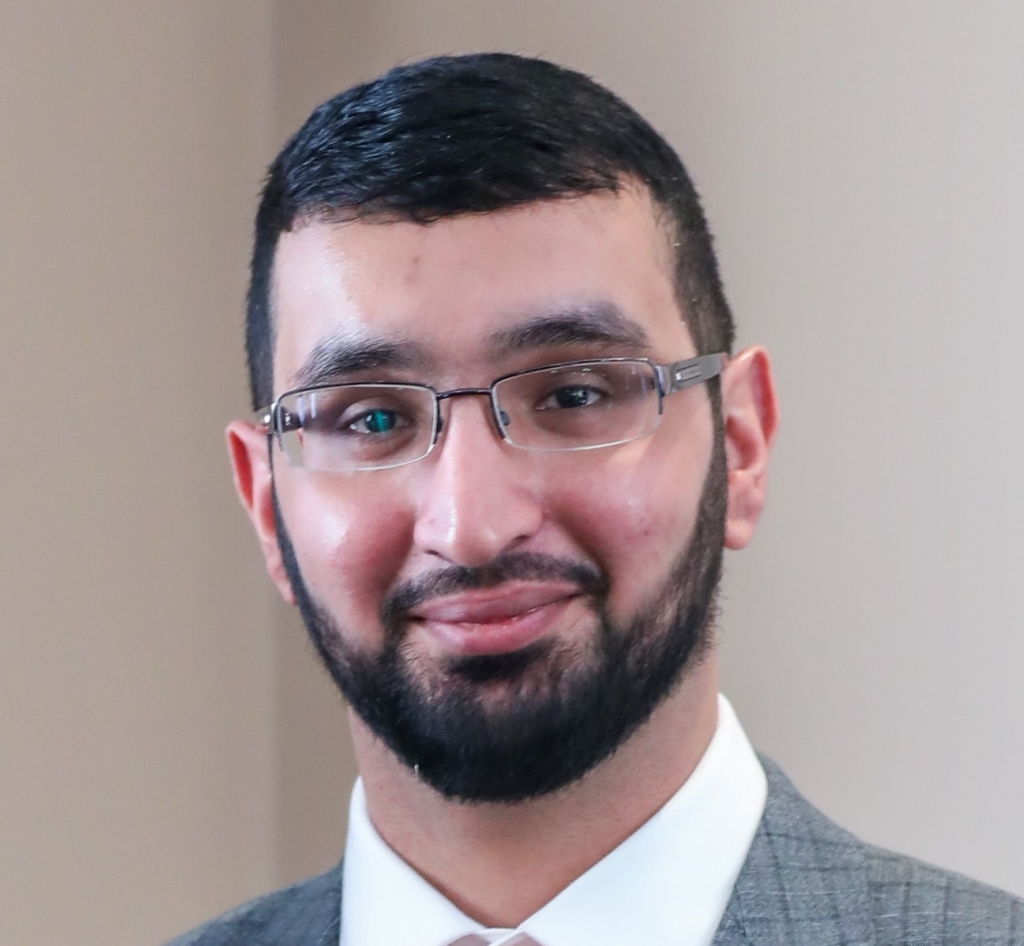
{"left": 406, "top": 582, "right": 585, "bottom": 657}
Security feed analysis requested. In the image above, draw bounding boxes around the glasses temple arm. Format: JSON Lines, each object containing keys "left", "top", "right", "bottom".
{"left": 659, "top": 353, "right": 727, "bottom": 395}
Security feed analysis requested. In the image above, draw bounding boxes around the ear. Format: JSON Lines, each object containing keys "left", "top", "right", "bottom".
{"left": 720, "top": 346, "right": 778, "bottom": 550}
{"left": 226, "top": 420, "right": 296, "bottom": 604}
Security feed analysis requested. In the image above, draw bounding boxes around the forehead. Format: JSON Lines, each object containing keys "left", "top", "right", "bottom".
{"left": 270, "top": 188, "right": 691, "bottom": 391}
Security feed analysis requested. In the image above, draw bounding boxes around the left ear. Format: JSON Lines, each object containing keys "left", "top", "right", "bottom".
{"left": 720, "top": 346, "right": 778, "bottom": 550}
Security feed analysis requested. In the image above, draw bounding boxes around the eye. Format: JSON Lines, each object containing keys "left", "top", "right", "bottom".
{"left": 540, "top": 384, "right": 607, "bottom": 410}
{"left": 346, "top": 407, "right": 405, "bottom": 434}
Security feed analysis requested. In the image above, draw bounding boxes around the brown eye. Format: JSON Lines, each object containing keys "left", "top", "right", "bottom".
{"left": 543, "top": 385, "right": 604, "bottom": 409}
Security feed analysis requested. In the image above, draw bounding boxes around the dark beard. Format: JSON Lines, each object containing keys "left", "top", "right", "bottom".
{"left": 273, "top": 435, "right": 726, "bottom": 803}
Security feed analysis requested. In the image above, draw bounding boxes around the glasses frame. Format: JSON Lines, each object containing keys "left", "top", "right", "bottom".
{"left": 256, "top": 353, "right": 726, "bottom": 472}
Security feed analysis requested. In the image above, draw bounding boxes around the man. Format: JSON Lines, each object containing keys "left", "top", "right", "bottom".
{"left": 172, "top": 54, "right": 1022, "bottom": 945}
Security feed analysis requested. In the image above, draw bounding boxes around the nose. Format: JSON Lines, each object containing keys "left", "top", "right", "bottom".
{"left": 412, "top": 394, "right": 545, "bottom": 568}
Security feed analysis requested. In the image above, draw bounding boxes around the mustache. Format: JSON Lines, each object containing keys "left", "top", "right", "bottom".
{"left": 380, "top": 551, "right": 608, "bottom": 630}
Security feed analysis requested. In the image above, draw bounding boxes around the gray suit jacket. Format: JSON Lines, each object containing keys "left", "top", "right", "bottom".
{"left": 169, "top": 759, "right": 1023, "bottom": 945}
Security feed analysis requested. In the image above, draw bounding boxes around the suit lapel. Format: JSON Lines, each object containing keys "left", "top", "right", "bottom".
{"left": 711, "top": 759, "right": 876, "bottom": 946}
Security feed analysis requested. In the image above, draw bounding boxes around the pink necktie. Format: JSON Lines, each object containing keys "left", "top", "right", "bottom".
{"left": 444, "top": 935, "right": 541, "bottom": 946}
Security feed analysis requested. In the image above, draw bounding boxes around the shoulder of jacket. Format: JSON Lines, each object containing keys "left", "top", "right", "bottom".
{"left": 757, "top": 756, "right": 1023, "bottom": 945}
{"left": 164, "top": 861, "right": 342, "bottom": 946}
{"left": 863, "top": 844, "right": 1024, "bottom": 945}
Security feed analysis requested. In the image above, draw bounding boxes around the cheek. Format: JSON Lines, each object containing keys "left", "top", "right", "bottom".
{"left": 550, "top": 438, "right": 710, "bottom": 610}
{"left": 276, "top": 474, "right": 414, "bottom": 639}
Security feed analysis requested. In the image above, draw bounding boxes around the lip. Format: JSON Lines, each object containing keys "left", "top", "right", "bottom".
{"left": 408, "top": 582, "right": 583, "bottom": 656}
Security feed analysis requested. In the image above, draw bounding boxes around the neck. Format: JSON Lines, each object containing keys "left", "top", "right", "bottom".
{"left": 350, "top": 655, "right": 720, "bottom": 928}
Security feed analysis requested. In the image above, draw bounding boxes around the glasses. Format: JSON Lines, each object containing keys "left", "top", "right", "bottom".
{"left": 258, "top": 354, "right": 725, "bottom": 473}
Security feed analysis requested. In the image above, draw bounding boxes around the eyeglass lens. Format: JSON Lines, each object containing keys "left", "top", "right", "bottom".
{"left": 495, "top": 360, "right": 659, "bottom": 450}
{"left": 278, "top": 383, "right": 437, "bottom": 471}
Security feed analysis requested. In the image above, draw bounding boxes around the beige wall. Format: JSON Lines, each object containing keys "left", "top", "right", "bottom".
{"left": 0, "top": 3, "right": 279, "bottom": 943}
{"left": 3, "top": 3, "right": 1023, "bottom": 943}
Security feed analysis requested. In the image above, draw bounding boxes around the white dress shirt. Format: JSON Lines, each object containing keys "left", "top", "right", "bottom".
{"left": 339, "top": 694, "right": 766, "bottom": 946}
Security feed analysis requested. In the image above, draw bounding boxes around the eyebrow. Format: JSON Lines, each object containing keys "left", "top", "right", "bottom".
{"left": 290, "top": 333, "right": 429, "bottom": 389}
{"left": 289, "top": 302, "right": 650, "bottom": 391}
{"left": 487, "top": 302, "right": 651, "bottom": 355}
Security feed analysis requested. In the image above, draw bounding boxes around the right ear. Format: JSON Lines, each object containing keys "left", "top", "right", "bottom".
{"left": 226, "top": 420, "right": 296, "bottom": 605}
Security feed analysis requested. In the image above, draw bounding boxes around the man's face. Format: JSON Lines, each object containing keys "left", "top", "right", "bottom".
{"left": 243, "top": 188, "right": 739, "bottom": 800}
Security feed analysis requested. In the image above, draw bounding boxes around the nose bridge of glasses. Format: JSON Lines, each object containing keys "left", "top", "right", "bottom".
{"left": 434, "top": 386, "right": 508, "bottom": 438}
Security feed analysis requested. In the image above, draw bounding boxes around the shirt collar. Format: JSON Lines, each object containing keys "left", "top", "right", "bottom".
{"left": 339, "top": 694, "right": 766, "bottom": 946}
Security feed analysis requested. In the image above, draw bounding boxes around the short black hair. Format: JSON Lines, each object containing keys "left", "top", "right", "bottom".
{"left": 246, "top": 52, "right": 734, "bottom": 409}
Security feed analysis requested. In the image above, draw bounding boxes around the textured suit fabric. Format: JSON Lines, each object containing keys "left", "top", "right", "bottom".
{"left": 167, "top": 759, "right": 1024, "bottom": 945}
{"left": 710, "top": 760, "right": 1023, "bottom": 946}
{"left": 167, "top": 864, "right": 341, "bottom": 946}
